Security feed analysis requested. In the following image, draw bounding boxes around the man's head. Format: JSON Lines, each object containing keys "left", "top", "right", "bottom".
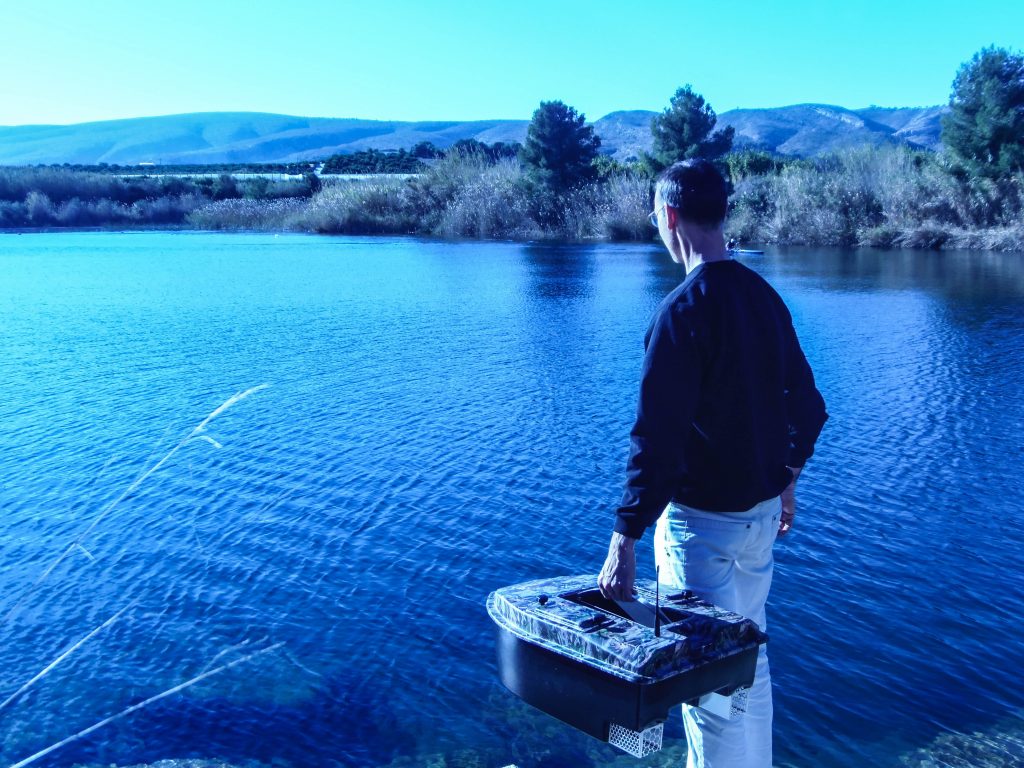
{"left": 654, "top": 159, "right": 728, "bottom": 228}
{"left": 651, "top": 159, "right": 729, "bottom": 265}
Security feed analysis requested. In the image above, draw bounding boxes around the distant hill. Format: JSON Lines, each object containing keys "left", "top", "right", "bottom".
{"left": 0, "top": 105, "right": 947, "bottom": 166}
{"left": 851, "top": 106, "right": 947, "bottom": 149}
{"left": 590, "top": 110, "right": 658, "bottom": 161}
{"left": 585, "top": 104, "right": 945, "bottom": 160}
{"left": 0, "top": 113, "right": 532, "bottom": 166}
{"left": 719, "top": 104, "right": 946, "bottom": 156}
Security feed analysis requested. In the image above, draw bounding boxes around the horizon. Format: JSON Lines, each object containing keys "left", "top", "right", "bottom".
{"left": 1, "top": 0, "right": 1020, "bottom": 127}
{"left": 0, "top": 101, "right": 948, "bottom": 130}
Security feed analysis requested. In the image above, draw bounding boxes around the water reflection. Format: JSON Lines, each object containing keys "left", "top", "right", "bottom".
{"left": 520, "top": 243, "right": 600, "bottom": 301}
{"left": 758, "top": 246, "right": 1024, "bottom": 300}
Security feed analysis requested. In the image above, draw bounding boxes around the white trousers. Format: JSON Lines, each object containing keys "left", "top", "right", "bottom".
{"left": 654, "top": 496, "right": 780, "bottom": 768}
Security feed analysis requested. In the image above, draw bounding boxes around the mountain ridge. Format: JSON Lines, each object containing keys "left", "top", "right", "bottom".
{"left": 0, "top": 105, "right": 947, "bottom": 166}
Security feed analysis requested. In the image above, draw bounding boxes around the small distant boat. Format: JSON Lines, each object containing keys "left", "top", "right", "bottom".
{"left": 726, "top": 239, "right": 765, "bottom": 255}
{"left": 486, "top": 575, "right": 767, "bottom": 756}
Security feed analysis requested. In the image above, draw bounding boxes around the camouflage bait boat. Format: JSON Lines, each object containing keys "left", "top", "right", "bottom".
{"left": 486, "top": 575, "right": 767, "bottom": 756}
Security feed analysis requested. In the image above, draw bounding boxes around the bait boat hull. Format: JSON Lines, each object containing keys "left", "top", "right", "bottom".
{"left": 495, "top": 621, "right": 759, "bottom": 738}
{"left": 487, "top": 576, "right": 767, "bottom": 742}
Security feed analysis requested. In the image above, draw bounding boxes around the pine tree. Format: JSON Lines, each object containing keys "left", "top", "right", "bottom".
{"left": 942, "top": 46, "right": 1024, "bottom": 179}
{"left": 520, "top": 101, "right": 601, "bottom": 192}
{"left": 650, "top": 85, "right": 734, "bottom": 169}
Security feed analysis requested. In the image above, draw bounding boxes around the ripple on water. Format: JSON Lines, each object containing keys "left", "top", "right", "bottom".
{"left": 1, "top": 235, "right": 1023, "bottom": 768}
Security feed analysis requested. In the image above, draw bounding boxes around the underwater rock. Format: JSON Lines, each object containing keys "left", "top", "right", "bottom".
{"left": 898, "top": 718, "right": 1024, "bottom": 768}
{"left": 372, "top": 749, "right": 497, "bottom": 768}
{"left": 72, "top": 761, "right": 260, "bottom": 768}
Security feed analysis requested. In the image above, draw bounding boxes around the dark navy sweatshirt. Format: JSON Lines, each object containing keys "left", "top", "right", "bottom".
{"left": 614, "top": 259, "right": 828, "bottom": 539}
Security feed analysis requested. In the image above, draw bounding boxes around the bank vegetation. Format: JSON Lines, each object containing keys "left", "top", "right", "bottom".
{"left": 2, "top": 146, "right": 1021, "bottom": 251}
{"left": 2, "top": 46, "right": 1022, "bottom": 251}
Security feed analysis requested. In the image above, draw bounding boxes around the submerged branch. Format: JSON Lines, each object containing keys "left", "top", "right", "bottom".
{"left": 7, "top": 640, "right": 284, "bottom": 768}
{"left": 2, "top": 384, "right": 269, "bottom": 627}
{"left": 0, "top": 602, "right": 136, "bottom": 715}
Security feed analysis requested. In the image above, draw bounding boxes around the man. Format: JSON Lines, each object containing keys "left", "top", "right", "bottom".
{"left": 598, "top": 159, "right": 827, "bottom": 768}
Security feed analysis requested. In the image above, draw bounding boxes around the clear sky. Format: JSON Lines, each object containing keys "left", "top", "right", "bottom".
{"left": 1, "top": 0, "right": 1021, "bottom": 126}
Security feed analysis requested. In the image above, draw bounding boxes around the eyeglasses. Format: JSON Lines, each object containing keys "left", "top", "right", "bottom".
{"left": 648, "top": 204, "right": 666, "bottom": 229}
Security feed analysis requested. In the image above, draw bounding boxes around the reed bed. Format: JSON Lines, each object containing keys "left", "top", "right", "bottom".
{"left": 292, "top": 178, "right": 422, "bottom": 234}
{"left": 277, "top": 153, "right": 653, "bottom": 241}
{"left": 728, "top": 146, "right": 1024, "bottom": 251}
{"left": 187, "top": 198, "right": 306, "bottom": 231}
{"left": 4, "top": 148, "right": 1023, "bottom": 250}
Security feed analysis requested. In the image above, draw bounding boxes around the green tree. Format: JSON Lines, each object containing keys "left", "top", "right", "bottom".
{"left": 411, "top": 141, "right": 442, "bottom": 159}
{"left": 725, "top": 149, "right": 781, "bottom": 182}
{"left": 593, "top": 154, "right": 625, "bottom": 180}
{"left": 245, "top": 176, "right": 271, "bottom": 199}
{"left": 520, "top": 100, "right": 601, "bottom": 191}
{"left": 445, "top": 139, "right": 521, "bottom": 163}
{"left": 304, "top": 172, "right": 322, "bottom": 196}
{"left": 942, "top": 46, "right": 1024, "bottom": 178}
{"left": 448, "top": 138, "right": 490, "bottom": 157}
{"left": 650, "top": 85, "right": 734, "bottom": 169}
{"left": 488, "top": 141, "right": 522, "bottom": 160}
{"left": 212, "top": 173, "right": 240, "bottom": 200}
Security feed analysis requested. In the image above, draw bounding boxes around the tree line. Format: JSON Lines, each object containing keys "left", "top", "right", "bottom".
{"left": 32, "top": 161, "right": 319, "bottom": 175}
{"left": 2, "top": 45, "right": 1021, "bottom": 249}
{"left": 319, "top": 140, "right": 523, "bottom": 173}
{"left": 209, "top": 44, "right": 1022, "bottom": 249}
{"left": 516, "top": 45, "right": 1024, "bottom": 192}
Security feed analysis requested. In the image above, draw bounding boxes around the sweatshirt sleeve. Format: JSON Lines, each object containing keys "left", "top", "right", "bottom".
{"left": 614, "top": 305, "right": 702, "bottom": 539}
{"left": 783, "top": 320, "right": 828, "bottom": 468}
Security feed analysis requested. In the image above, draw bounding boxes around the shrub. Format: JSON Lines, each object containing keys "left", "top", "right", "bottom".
{"left": 408, "top": 150, "right": 498, "bottom": 231}
{"left": 895, "top": 222, "right": 952, "bottom": 249}
{"left": 187, "top": 198, "right": 306, "bottom": 230}
{"left": 295, "top": 180, "right": 420, "bottom": 234}
{"left": 726, "top": 144, "right": 1024, "bottom": 250}
{"left": 91, "top": 198, "right": 132, "bottom": 223}
{"left": 131, "top": 194, "right": 207, "bottom": 224}
{"left": 55, "top": 198, "right": 90, "bottom": 226}
{"left": 213, "top": 174, "right": 240, "bottom": 200}
{"left": 25, "top": 191, "right": 54, "bottom": 224}
{"left": 597, "top": 172, "right": 653, "bottom": 241}
{"left": 556, "top": 185, "right": 607, "bottom": 240}
{"left": 435, "top": 159, "right": 540, "bottom": 239}
{"left": 725, "top": 150, "right": 782, "bottom": 182}
{"left": 859, "top": 224, "right": 900, "bottom": 248}
{"left": 0, "top": 200, "right": 27, "bottom": 227}
{"left": 1, "top": 145, "right": 1019, "bottom": 250}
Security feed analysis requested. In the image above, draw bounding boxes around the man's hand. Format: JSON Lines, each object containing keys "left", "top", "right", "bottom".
{"left": 779, "top": 466, "right": 802, "bottom": 537}
{"left": 598, "top": 532, "right": 637, "bottom": 601}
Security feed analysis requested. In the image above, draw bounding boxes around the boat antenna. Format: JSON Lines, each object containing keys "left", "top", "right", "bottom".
{"left": 655, "top": 566, "right": 662, "bottom": 637}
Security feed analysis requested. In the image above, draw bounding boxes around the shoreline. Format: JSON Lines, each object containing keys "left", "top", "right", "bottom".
{"left": 3, "top": 148, "right": 1023, "bottom": 252}
{"left": 2, "top": 223, "right": 1022, "bottom": 253}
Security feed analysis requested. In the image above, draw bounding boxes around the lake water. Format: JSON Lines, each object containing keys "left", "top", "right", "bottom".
{"left": 1, "top": 232, "right": 1022, "bottom": 768}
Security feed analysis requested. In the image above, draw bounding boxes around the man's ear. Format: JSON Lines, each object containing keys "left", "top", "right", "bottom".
{"left": 665, "top": 205, "right": 679, "bottom": 230}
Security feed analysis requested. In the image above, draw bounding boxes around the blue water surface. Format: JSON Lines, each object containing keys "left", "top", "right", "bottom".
{"left": 0, "top": 232, "right": 1022, "bottom": 768}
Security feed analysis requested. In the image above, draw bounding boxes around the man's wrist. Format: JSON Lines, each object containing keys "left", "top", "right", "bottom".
{"left": 610, "top": 531, "right": 637, "bottom": 549}
{"left": 612, "top": 514, "right": 646, "bottom": 541}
